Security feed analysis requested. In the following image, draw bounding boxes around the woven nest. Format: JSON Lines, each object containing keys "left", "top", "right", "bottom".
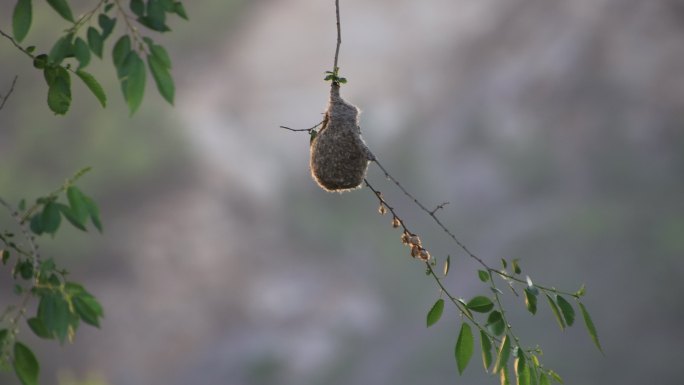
{"left": 310, "top": 84, "right": 372, "bottom": 192}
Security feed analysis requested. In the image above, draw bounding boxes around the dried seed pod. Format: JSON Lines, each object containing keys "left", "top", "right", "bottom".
{"left": 408, "top": 235, "right": 422, "bottom": 247}
{"left": 410, "top": 245, "right": 421, "bottom": 258}
{"left": 310, "top": 84, "right": 372, "bottom": 192}
{"left": 418, "top": 249, "right": 431, "bottom": 261}
{"left": 401, "top": 232, "right": 410, "bottom": 245}
{"left": 378, "top": 204, "right": 387, "bottom": 215}
{"left": 391, "top": 217, "right": 401, "bottom": 228}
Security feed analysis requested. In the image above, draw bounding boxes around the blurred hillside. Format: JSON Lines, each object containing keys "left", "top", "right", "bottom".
{"left": 1, "top": 0, "right": 683, "bottom": 384}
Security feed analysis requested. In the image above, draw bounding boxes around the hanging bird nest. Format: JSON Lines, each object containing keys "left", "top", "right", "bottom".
{"left": 310, "top": 83, "right": 372, "bottom": 192}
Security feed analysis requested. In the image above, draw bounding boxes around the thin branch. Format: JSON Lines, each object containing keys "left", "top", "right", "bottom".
{"left": 333, "top": 0, "right": 342, "bottom": 71}
{"left": 280, "top": 120, "right": 324, "bottom": 133}
{"left": 430, "top": 201, "right": 450, "bottom": 215}
{"left": 0, "top": 76, "right": 18, "bottom": 111}
{"left": 0, "top": 29, "right": 33, "bottom": 59}
{"left": 370, "top": 155, "right": 491, "bottom": 269}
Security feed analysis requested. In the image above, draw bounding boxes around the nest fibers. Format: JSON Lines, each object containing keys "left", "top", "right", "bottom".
{"left": 310, "top": 84, "right": 372, "bottom": 192}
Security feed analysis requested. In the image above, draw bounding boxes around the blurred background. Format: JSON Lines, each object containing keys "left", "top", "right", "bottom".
{"left": 1, "top": 0, "right": 683, "bottom": 384}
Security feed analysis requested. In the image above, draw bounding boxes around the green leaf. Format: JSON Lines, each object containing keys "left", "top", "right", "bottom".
{"left": 1, "top": 249, "right": 9, "bottom": 265}
{"left": 144, "top": 0, "right": 167, "bottom": 30}
{"left": 87, "top": 27, "right": 103, "bottom": 58}
{"left": 112, "top": 35, "right": 131, "bottom": 68}
{"left": 426, "top": 298, "right": 444, "bottom": 327}
{"left": 0, "top": 329, "right": 8, "bottom": 345}
{"left": 12, "top": 0, "right": 32, "bottom": 43}
{"left": 76, "top": 70, "right": 107, "bottom": 108}
{"left": 73, "top": 37, "right": 90, "bottom": 69}
{"left": 147, "top": 53, "right": 174, "bottom": 104}
{"left": 98, "top": 14, "right": 116, "bottom": 39}
{"left": 38, "top": 293, "right": 70, "bottom": 343}
{"left": 478, "top": 270, "right": 490, "bottom": 282}
{"left": 480, "top": 330, "right": 493, "bottom": 371}
{"left": 47, "top": 0, "right": 74, "bottom": 22}
{"left": 555, "top": 295, "right": 575, "bottom": 327}
{"left": 173, "top": 1, "right": 188, "bottom": 20}
{"left": 515, "top": 350, "right": 529, "bottom": 385}
{"left": 539, "top": 373, "right": 550, "bottom": 385}
{"left": 545, "top": 294, "right": 565, "bottom": 330}
{"left": 512, "top": 259, "right": 521, "bottom": 274}
{"left": 466, "top": 296, "right": 494, "bottom": 313}
{"left": 33, "top": 54, "right": 48, "bottom": 69}
{"left": 500, "top": 365, "right": 511, "bottom": 385}
{"left": 83, "top": 196, "right": 102, "bottom": 232}
{"left": 45, "top": 66, "right": 72, "bottom": 115}
{"left": 579, "top": 302, "right": 603, "bottom": 353}
{"left": 524, "top": 287, "right": 537, "bottom": 315}
{"left": 493, "top": 334, "right": 511, "bottom": 374}
{"left": 443, "top": 255, "right": 450, "bottom": 276}
{"left": 486, "top": 310, "right": 505, "bottom": 336}
{"left": 40, "top": 202, "right": 61, "bottom": 234}
{"left": 548, "top": 370, "right": 563, "bottom": 384}
{"left": 55, "top": 203, "right": 86, "bottom": 231}
{"left": 148, "top": 42, "right": 172, "bottom": 68}
{"left": 13, "top": 342, "right": 39, "bottom": 385}
{"left": 48, "top": 34, "right": 73, "bottom": 64}
{"left": 455, "top": 323, "right": 474, "bottom": 374}
{"left": 121, "top": 52, "right": 146, "bottom": 114}
{"left": 72, "top": 296, "right": 100, "bottom": 327}
{"left": 27, "top": 318, "right": 52, "bottom": 339}
{"left": 130, "top": 0, "right": 145, "bottom": 16}
{"left": 29, "top": 213, "right": 43, "bottom": 235}
{"left": 501, "top": 258, "right": 508, "bottom": 269}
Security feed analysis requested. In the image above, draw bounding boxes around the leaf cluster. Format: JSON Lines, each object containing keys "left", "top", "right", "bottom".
{"left": 0, "top": 169, "right": 104, "bottom": 385}
{"left": 10, "top": 0, "right": 187, "bottom": 115}
{"left": 425, "top": 258, "right": 602, "bottom": 385}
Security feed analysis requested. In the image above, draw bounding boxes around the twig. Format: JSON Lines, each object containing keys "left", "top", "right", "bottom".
{"left": 430, "top": 201, "right": 450, "bottom": 215}
{"left": 280, "top": 120, "right": 324, "bottom": 133}
{"left": 0, "top": 29, "right": 33, "bottom": 59}
{"left": 0, "top": 76, "right": 18, "bottom": 111}
{"left": 333, "top": 0, "right": 342, "bottom": 71}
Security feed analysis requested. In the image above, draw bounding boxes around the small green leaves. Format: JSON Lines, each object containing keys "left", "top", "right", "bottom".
{"left": 539, "top": 373, "right": 550, "bottom": 385}
{"left": 44, "top": 65, "right": 72, "bottom": 115}
{"left": 46, "top": 0, "right": 75, "bottom": 22}
{"left": 146, "top": 39, "right": 175, "bottom": 104}
{"left": 514, "top": 349, "right": 529, "bottom": 385}
{"left": 478, "top": 270, "right": 490, "bottom": 282}
{"left": 545, "top": 294, "right": 565, "bottom": 330}
{"left": 12, "top": 0, "right": 32, "bottom": 43}
{"left": 76, "top": 70, "right": 107, "bottom": 108}
{"left": 548, "top": 370, "right": 563, "bottom": 384}
{"left": 455, "top": 323, "right": 474, "bottom": 374}
{"left": 427, "top": 298, "right": 444, "bottom": 327}
{"left": 37, "top": 292, "right": 70, "bottom": 343}
{"left": 40, "top": 202, "right": 61, "bottom": 235}
{"left": 48, "top": 34, "right": 73, "bottom": 65}
{"left": 324, "top": 67, "right": 347, "bottom": 85}
{"left": 73, "top": 37, "right": 91, "bottom": 69}
{"left": 87, "top": 27, "right": 103, "bottom": 58}
{"left": 524, "top": 287, "right": 537, "bottom": 315}
{"left": 500, "top": 365, "right": 511, "bottom": 385}
{"left": 494, "top": 334, "right": 511, "bottom": 374}
{"left": 117, "top": 51, "right": 147, "bottom": 115}
{"left": 512, "top": 259, "right": 522, "bottom": 275}
{"left": 98, "top": 14, "right": 116, "bottom": 40}
{"left": 555, "top": 296, "right": 575, "bottom": 327}
{"left": 578, "top": 302, "right": 603, "bottom": 353}
{"left": 27, "top": 318, "right": 52, "bottom": 339}
{"left": 173, "top": 1, "right": 188, "bottom": 20}
{"left": 130, "top": 0, "right": 145, "bottom": 16}
{"left": 13, "top": 342, "right": 39, "bottom": 385}
{"left": 480, "top": 330, "right": 493, "bottom": 372}
{"left": 486, "top": 310, "right": 505, "bottom": 336}
{"left": 466, "top": 296, "right": 494, "bottom": 313}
